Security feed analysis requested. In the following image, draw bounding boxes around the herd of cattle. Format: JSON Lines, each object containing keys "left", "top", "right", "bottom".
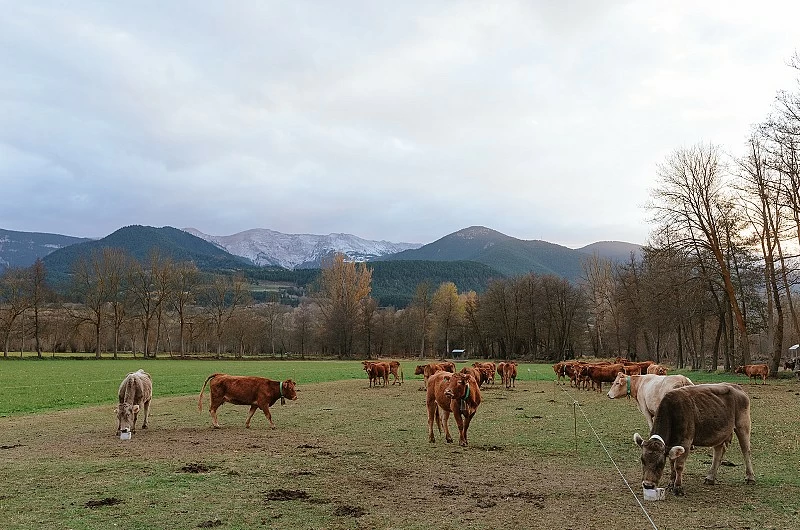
{"left": 113, "top": 357, "right": 777, "bottom": 497}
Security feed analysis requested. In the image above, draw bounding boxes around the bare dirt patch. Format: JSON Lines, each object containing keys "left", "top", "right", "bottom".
{"left": 85, "top": 497, "right": 123, "bottom": 508}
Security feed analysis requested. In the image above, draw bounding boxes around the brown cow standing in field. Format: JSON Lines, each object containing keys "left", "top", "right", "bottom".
{"left": 117, "top": 369, "right": 152, "bottom": 435}
{"left": 415, "top": 361, "right": 455, "bottom": 386}
{"left": 634, "top": 383, "right": 755, "bottom": 496}
{"left": 198, "top": 374, "right": 297, "bottom": 429}
{"left": 426, "top": 371, "right": 482, "bottom": 446}
{"left": 580, "top": 363, "right": 624, "bottom": 392}
{"left": 734, "top": 364, "right": 769, "bottom": 385}
{"left": 472, "top": 362, "right": 496, "bottom": 385}
{"left": 607, "top": 373, "right": 693, "bottom": 429}
{"left": 363, "top": 361, "right": 390, "bottom": 388}
{"left": 502, "top": 362, "right": 518, "bottom": 389}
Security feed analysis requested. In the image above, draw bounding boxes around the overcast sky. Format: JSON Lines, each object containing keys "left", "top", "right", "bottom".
{"left": 1, "top": 1, "right": 798, "bottom": 248}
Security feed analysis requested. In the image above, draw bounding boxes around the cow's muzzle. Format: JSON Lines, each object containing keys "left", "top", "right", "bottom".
{"left": 444, "top": 389, "right": 454, "bottom": 398}
{"left": 642, "top": 481, "right": 656, "bottom": 490}
{"left": 120, "top": 428, "right": 130, "bottom": 434}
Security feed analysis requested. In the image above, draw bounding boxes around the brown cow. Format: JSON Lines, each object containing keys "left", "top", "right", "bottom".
{"left": 388, "top": 360, "right": 404, "bottom": 385}
{"left": 734, "top": 364, "right": 769, "bottom": 385}
{"left": 634, "top": 383, "right": 755, "bottom": 496}
{"left": 496, "top": 362, "right": 506, "bottom": 386}
{"left": 426, "top": 370, "right": 482, "bottom": 446}
{"left": 198, "top": 374, "right": 297, "bottom": 429}
{"left": 502, "top": 362, "right": 518, "bottom": 389}
{"left": 646, "top": 364, "right": 668, "bottom": 375}
{"left": 607, "top": 373, "right": 693, "bottom": 429}
{"left": 460, "top": 366, "right": 488, "bottom": 388}
{"left": 363, "top": 361, "right": 390, "bottom": 388}
{"left": 116, "top": 369, "right": 152, "bottom": 435}
{"left": 416, "top": 362, "right": 455, "bottom": 386}
{"left": 582, "top": 363, "right": 625, "bottom": 392}
{"left": 472, "top": 362, "right": 496, "bottom": 385}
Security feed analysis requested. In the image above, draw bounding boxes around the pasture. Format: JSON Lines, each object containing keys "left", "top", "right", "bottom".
{"left": 1, "top": 360, "right": 799, "bottom": 529}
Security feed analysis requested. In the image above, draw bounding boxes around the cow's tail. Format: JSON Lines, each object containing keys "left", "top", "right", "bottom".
{"left": 434, "top": 406, "right": 442, "bottom": 434}
{"left": 198, "top": 374, "right": 220, "bottom": 411}
{"left": 400, "top": 366, "right": 404, "bottom": 384}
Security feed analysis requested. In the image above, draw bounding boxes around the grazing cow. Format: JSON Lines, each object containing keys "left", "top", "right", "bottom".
{"left": 198, "top": 374, "right": 297, "bottom": 429}
{"left": 116, "top": 369, "right": 152, "bottom": 435}
{"left": 607, "top": 373, "right": 693, "bottom": 429}
{"left": 426, "top": 370, "right": 482, "bottom": 447}
{"left": 634, "top": 383, "right": 755, "bottom": 496}
{"left": 502, "top": 362, "right": 518, "bottom": 389}
{"left": 646, "top": 364, "right": 668, "bottom": 375}
{"left": 734, "top": 364, "right": 769, "bottom": 385}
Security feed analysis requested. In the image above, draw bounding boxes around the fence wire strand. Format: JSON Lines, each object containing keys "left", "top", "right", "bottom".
{"left": 559, "top": 383, "right": 660, "bottom": 530}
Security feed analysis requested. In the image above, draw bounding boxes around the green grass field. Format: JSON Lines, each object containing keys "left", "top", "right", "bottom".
{"left": 2, "top": 358, "right": 799, "bottom": 529}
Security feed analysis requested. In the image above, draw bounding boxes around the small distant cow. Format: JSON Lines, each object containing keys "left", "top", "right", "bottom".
{"left": 426, "top": 370, "right": 482, "bottom": 447}
{"left": 784, "top": 359, "right": 797, "bottom": 371}
{"left": 734, "top": 364, "right": 769, "bottom": 385}
{"left": 502, "top": 361, "right": 518, "bottom": 389}
{"left": 415, "top": 361, "right": 455, "bottom": 386}
{"left": 362, "top": 361, "right": 390, "bottom": 388}
{"left": 198, "top": 374, "right": 297, "bottom": 429}
{"left": 472, "top": 362, "right": 496, "bottom": 385}
{"left": 646, "top": 364, "right": 668, "bottom": 375}
{"left": 116, "top": 369, "right": 152, "bottom": 435}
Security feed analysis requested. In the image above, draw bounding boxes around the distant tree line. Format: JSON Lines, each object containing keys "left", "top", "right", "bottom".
{"left": 3, "top": 57, "right": 800, "bottom": 368}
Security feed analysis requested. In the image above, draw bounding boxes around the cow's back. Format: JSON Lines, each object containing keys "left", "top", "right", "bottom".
{"left": 119, "top": 369, "right": 152, "bottom": 405}
{"left": 639, "top": 374, "right": 693, "bottom": 416}
{"left": 655, "top": 383, "right": 749, "bottom": 448}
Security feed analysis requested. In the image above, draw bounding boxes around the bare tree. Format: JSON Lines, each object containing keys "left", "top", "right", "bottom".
{"left": 650, "top": 143, "right": 753, "bottom": 365}
{"left": 202, "top": 274, "right": 250, "bottom": 358}
{"left": 0, "top": 267, "right": 32, "bottom": 357}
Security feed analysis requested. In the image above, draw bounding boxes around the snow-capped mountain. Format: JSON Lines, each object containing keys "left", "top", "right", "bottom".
{"left": 183, "top": 228, "right": 421, "bottom": 269}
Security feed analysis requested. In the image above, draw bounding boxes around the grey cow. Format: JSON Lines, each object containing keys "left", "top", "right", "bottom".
{"left": 116, "top": 369, "right": 152, "bottom": 435}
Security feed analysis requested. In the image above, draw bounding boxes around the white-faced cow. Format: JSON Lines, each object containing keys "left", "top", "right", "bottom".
{"left": 198, "top": 373, "right": 298, "bottom": 429}
{"left": 634, "top": 383, "right": 755, "bottom": 496}
{"left": 607, "top": 373, "right": 693, "bottom": 429}
{"left": 116, "top": 369, "right": 152, "bottom": 435}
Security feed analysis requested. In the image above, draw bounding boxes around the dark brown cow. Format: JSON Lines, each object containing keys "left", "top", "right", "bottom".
{"left": 426, "top": 370, "right": 482, "bottom": 446}
{"left": 116, "top": 369, "right": 152, "bottom": 435}
{"left": 784, "top": 359, "right": 796, "bottom": 371}
{"left": 198, "top": 374, "right": 297, "bottom": 429}
{"left": 634, "top": 383, "right": 755, "bottom": 496}
{"left": 734, "top": 364, "right": 769, "bottom": 385}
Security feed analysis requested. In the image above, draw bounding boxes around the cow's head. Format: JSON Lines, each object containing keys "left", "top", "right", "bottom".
{"left": 414, "top": 365, "right": 425, "bottom": 375}
{"left": 734, "top": 365, "right": 745, "bottom": 374}
{"left": 634, "top": 433, "right": 686, "bottom": 489}
{"left": 444, "top": 373, "right": 473, "bottom": 401}
{"left": 280, "top": 379, "right": 298, "bottom": 403}
{"left": 116, "top": 403, "right": 140, "bottom": 434}
{"left": 607, "top": 372, "right": 628, "bottom": 399}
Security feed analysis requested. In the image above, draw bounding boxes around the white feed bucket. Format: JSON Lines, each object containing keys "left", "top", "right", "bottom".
{"left": 642, "top": 487, "right": 665, "bottom": 501}
{"left": 120, "top": 431, "right": 132, "bottom": 441}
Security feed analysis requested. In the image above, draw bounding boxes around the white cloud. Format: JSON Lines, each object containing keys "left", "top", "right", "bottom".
{"left": 1, "top": 0, "right": 798, "bottom": 246}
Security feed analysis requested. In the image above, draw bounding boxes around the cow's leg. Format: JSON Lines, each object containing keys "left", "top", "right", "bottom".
{"left": 427, "top": 399, "right": 438, "bottom": 443}
{"left": 245, "top": 405, "right": 258, "bottom": 428}
{"left": 141, "top": 399, "right": 150, "bottom": 429}
{"left": 671, "top": 453, "right": 688, "bottom": 496}
{"left": 261, "top": 404, "right": 276, "bottom": 429}
{"left": 735, "top": 420, "right": 756, "bottom": 484}
{"left": 442, "top": 408, "right": 453, "bottom": 444}
{"left": 704, "top": 444, "right": 727, "bottom": 485}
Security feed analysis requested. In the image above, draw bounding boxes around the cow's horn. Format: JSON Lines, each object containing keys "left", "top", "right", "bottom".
{"left": 649, "top": 434, "right": 665, "bottom": 445}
